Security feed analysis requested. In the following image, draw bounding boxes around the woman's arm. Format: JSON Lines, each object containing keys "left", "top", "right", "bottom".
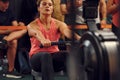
{"left": 58, "top": 21, "right": 81, "bottom": 40}
{"left": 27, "top": 23, "right": 51, "bottom": 47}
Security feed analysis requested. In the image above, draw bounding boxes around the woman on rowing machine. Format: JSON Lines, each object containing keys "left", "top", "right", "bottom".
{"left": 4, "top": 0, "right": 80, "bottom": 77}
{"left": 27, "top": 0, "right": 80, "bottom": 74}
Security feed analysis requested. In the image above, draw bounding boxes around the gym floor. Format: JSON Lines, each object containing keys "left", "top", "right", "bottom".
{"left": 0, "top": 60, "right": 68, "bottom": 80}
{"left": 0, "top": 71, "right": 68, "bottom": 80}
{"left": 0, "top": 71, "right": 33, "bottom": 80}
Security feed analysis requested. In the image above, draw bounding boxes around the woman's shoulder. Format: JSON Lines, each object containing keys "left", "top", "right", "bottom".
{"left": 28, "top": 19, "right": 38, "bottom": 27}
{"left": 53, "top": 18, "right": 68, "bottom": 29}
{"left": 53, "top": 18, "right": 66, "bottom": 25}
{"left": 27, "top": 19, "right": 40, "bottom": 30}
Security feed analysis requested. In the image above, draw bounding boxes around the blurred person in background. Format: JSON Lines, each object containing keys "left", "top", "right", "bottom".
{"left": 107, "top": 0, "right": 120, "bottom": 39}
{"left": 60, "top": 0, "right": 107, "bottom": 30}
{"left": 0, "top": 0, "right": 25, "bottom": 78}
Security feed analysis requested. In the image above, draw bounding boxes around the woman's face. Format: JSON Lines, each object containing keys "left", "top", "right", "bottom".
{"left": 38, "top": 0, "right": 53, "bottom": 15}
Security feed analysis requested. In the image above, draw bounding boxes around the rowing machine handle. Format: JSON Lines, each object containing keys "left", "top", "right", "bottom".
{"left": 39, "top": 41, "right": 72, "bottom": 48}
{"left": 39, "top": 41, "right": 80, "bottom": 48}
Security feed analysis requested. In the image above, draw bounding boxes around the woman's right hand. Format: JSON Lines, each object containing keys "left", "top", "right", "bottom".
{"left": 40, "top": 39, "right": 51, "bottom": 48}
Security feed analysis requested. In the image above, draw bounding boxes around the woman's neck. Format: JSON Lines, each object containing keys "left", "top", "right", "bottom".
{"left": 39, "top": 15, "right": 52, "bottom": 25}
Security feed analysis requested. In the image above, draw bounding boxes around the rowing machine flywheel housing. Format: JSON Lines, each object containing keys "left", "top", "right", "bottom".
{"left": 79, "top": 29, "right": 120, "bottom": 80}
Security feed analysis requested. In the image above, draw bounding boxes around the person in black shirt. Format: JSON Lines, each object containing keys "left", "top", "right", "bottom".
{"left": 0, "top": 0, "right": 25, "bottom": 78}
{"left": 0, "top": 9, "right": 16, "bottom": 25}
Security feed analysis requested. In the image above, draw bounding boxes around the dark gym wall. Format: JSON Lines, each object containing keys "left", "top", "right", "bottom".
{"left": 9, "top": 0, "right": 23, "bottom": 21}
{"left": 9, "top": 0, "right": 38, "bottom": 25}
{"left": 19, "top": 0, "right": 38, "bottom": 25}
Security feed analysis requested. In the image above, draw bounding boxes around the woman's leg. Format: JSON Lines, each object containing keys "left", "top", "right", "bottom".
{"left": 51, "top": 51, "right": 68, "bottom": 72}
{"left": 30, "top": 52, "right": 54, "bottom": 80}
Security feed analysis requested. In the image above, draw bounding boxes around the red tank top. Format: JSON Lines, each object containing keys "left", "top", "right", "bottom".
{"left": 112, "top": 0, "right": 120, "bottom": 27}
{"left": 29, "top": 18, "right": 60, "bottom": 57}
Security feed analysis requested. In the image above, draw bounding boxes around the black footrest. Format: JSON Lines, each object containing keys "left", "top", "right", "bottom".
{"left": 0, "top": 39, "right": 8, "bottom": 50}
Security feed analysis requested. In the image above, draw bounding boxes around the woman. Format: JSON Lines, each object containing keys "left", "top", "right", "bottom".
{"left": 27, "top": 0, "right": 80, "bottom": 77}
